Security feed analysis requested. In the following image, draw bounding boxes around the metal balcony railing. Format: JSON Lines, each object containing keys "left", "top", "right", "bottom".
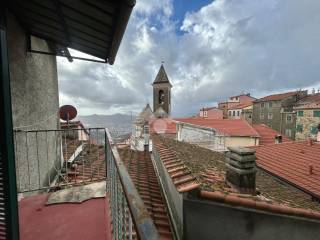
{"left": 14, "top": 127, "right": 159, "bottom": 239}
{"left": 13, "top": 128, "right": 106, "bottom": 193}
{"left": 105, "top": 130, "right": 160, "bottom": 240}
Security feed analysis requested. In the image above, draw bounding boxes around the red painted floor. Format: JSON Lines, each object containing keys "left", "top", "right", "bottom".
{"left": 19, "top": 193, "right": 112, "bottom": 240}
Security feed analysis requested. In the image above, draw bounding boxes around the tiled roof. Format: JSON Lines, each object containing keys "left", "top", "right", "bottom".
{"left": 254, "top": 141, "right": 320, "bottom": 199}
{"left": 150, "top": 118, "right": 177, "bottom": 135}
{"left": 228, "top": 102, "right": 252, "bottom": 110}
{"left": 118, "top": 147, "right": 174, "bottom": 239}
{"left": 175, "top": 118, "right": 259, "bottom": 137}
{"left": 153, "top": 136, "right": 200, "bottom": 193}
{"left": 254, "top": 91, "right": 298, "bottom": 103}
{"left": 153, "top": 136, "right": 320, "bottom": 215}
{"left": 252, "top": 124, "right": 292, "bottom": 145}
{"left": 295, "top": 93, "right": 320, "bottom": 109}
{"left": 153, "top": 64, "right": 171, "bottom": 85}
{"left": 200, "top": 107, "right": 219, "bottom": 111}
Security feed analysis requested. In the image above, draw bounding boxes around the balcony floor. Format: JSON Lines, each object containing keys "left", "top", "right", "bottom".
{"left": 19, "top": 193, "right": 112, "bottom": 240}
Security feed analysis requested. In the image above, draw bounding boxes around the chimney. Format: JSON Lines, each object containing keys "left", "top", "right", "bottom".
{"left": 226, "top": 147, "right": 257, "bottom": 194}
{"left": 274, "top": 135, "right": 282, "bottom": 144}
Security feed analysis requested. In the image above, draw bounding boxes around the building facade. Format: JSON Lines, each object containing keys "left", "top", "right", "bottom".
{"left": 198, "top": 107, "right": 223, "bottom": 119}
{"left": 218, "top": 93, "right": 256, "bottom": 119}
{"left": 252, "top": 91, "right": 307, "bottom": 139}
{"left": 294, "top": 93, "right": 320, "bottom": 140}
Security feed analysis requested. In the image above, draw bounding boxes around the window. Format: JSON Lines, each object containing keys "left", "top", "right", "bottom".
{"left": 285, "top": 129, "right": 292, "bottom": 138}
{"left": 233, "top": 111, "right": 235, "bottom": 116}
{"left": 204, "top": 111, "right": 208, "bottom": 117}
{"left": 228, "top": 111, "right": 231, "bottom": 116}
{"left": 158, "top": 90, "right": 165, "bottom": 105}
{"left": 296, "top": 124, "right": 303, "bottom": 133}
{"left": 261, "top": 103, "right": 265, "bottom": 108}
{"left": 268, "top": 113, "right": 273, "bottom": 119}
{"left": 310, "top": 126, "right": 318, "bottom": 134}
{"left": 260, "top": 113, "right": 264, "bottom": 119}
{"left": 268, "top": 102, "right": 272, "bottom": 108}
{"left": 313, "top": 110, "right": 320, "bottom": 117}
{"left": 286, "top": 115, "right": 292, "bottom": 123}
{"left": 237, "top": 110, "right": 240, "bottom": 116}
{"left": 298, "top": 110, "right": 304, "bottom": 117}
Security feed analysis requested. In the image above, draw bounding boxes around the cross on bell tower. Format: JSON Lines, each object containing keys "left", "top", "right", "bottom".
{"left": 152, "top": 63, "right": 172, "bottom": 117}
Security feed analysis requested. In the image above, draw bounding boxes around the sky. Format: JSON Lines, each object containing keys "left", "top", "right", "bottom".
{"left": 57, "top": 0, "right": 320, "bottom": 117}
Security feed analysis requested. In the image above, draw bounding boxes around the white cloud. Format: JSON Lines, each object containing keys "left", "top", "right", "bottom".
{"left": 58, "top": 0, "right": 320, "bottom": 117}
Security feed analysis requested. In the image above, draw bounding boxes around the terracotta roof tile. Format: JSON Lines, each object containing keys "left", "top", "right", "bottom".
{"left": 155, "top": 136, "right": 320, "bottom": 214}
{"left": 295, "top": 93, "right": 320, "bottom": 109}
{"left": 254, "top": 141, "right": 320, "bottom": 199}
{"left": 150, "top": 118, "right": 177, "bottom": 135}
{"left": 175, "top": 118, "right": 259, "bottom": 137}
{"left": 254, "top": 91, "right": 298, "bottom": 103}
{"left": 200, "top": 191, "right": 320, "bottom": 220}
{"left": 252, "top": 124, "right": 292, "bottom": 145}
{"left": 227, "top": 102, "right": 253, "bottom": 110}
{"left": 117, "top": 147, "right": 173, "bottom": 239}
{"left": 153, "top": 137, "right": 200, "bottom": 193}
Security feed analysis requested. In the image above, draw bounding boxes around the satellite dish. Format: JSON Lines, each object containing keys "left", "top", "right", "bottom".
{"left": 59, "top": 105, "right": 77, "bottom": 122}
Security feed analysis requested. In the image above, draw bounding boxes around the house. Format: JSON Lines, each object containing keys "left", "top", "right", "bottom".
{"left": 252, "top": 90, "right": 308, "bottom": 139}
{"left": 198, "top": 107, "right": 223, "bottom": 119}
{"left": 218, "top": 93, "right": 256, "bottom": 118}
{"left": 176, "top": 118, "right": 260, "bottom": 151}
{"left": 227, "top": 102, "right": 253, "bottom": 122}
{"left": 294, "top": 93, "right": 320, "bottom": 140}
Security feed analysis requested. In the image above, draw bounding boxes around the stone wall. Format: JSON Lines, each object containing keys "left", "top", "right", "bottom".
{"left": 296, "top": 109, "right": 320, "bottom": 140}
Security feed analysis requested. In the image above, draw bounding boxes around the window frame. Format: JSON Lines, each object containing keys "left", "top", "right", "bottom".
{"left": 313, "top": 110, "right": 320, "bottom": 117}
{"left": 297, "top": 110, "right": 304, "bottom": 117}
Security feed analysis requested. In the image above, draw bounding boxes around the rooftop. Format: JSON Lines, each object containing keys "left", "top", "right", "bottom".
{"left": 118, "top": 147, "right": 174, "bottom": 239}
{"left": 228, "top": 102, "right": 253, "bottom": 110}
{"left": 153, "top": 135, "right": 320, "bottom": 214}
{"left": 200, "top": 107, "right": 220, "bottom": 111}
{"left": 295, "top": 93, "right": 320, "bottom": 109}
{"left": 175, "top": 118, "right": 259, "bottom": 137}
{"left": 150, "top": 118, "right": 177, "bottom": 135}
{"left": 254, "top": 91, "right": 298, "bottom": 103}
{"left": 254, "top": 140, "right": 320, "bottom": 200}
{"left": 252, "top": 124, "right": 292, "bottom": 145}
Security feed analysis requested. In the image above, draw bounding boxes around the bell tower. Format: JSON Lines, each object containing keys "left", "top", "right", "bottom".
{"left": 152, "top": 64, "right": 172, "bottom": 117}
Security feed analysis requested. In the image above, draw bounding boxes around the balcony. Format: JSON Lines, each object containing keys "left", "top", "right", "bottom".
{"left": 14, "top": 128, "right": 160, "bottom": 240}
